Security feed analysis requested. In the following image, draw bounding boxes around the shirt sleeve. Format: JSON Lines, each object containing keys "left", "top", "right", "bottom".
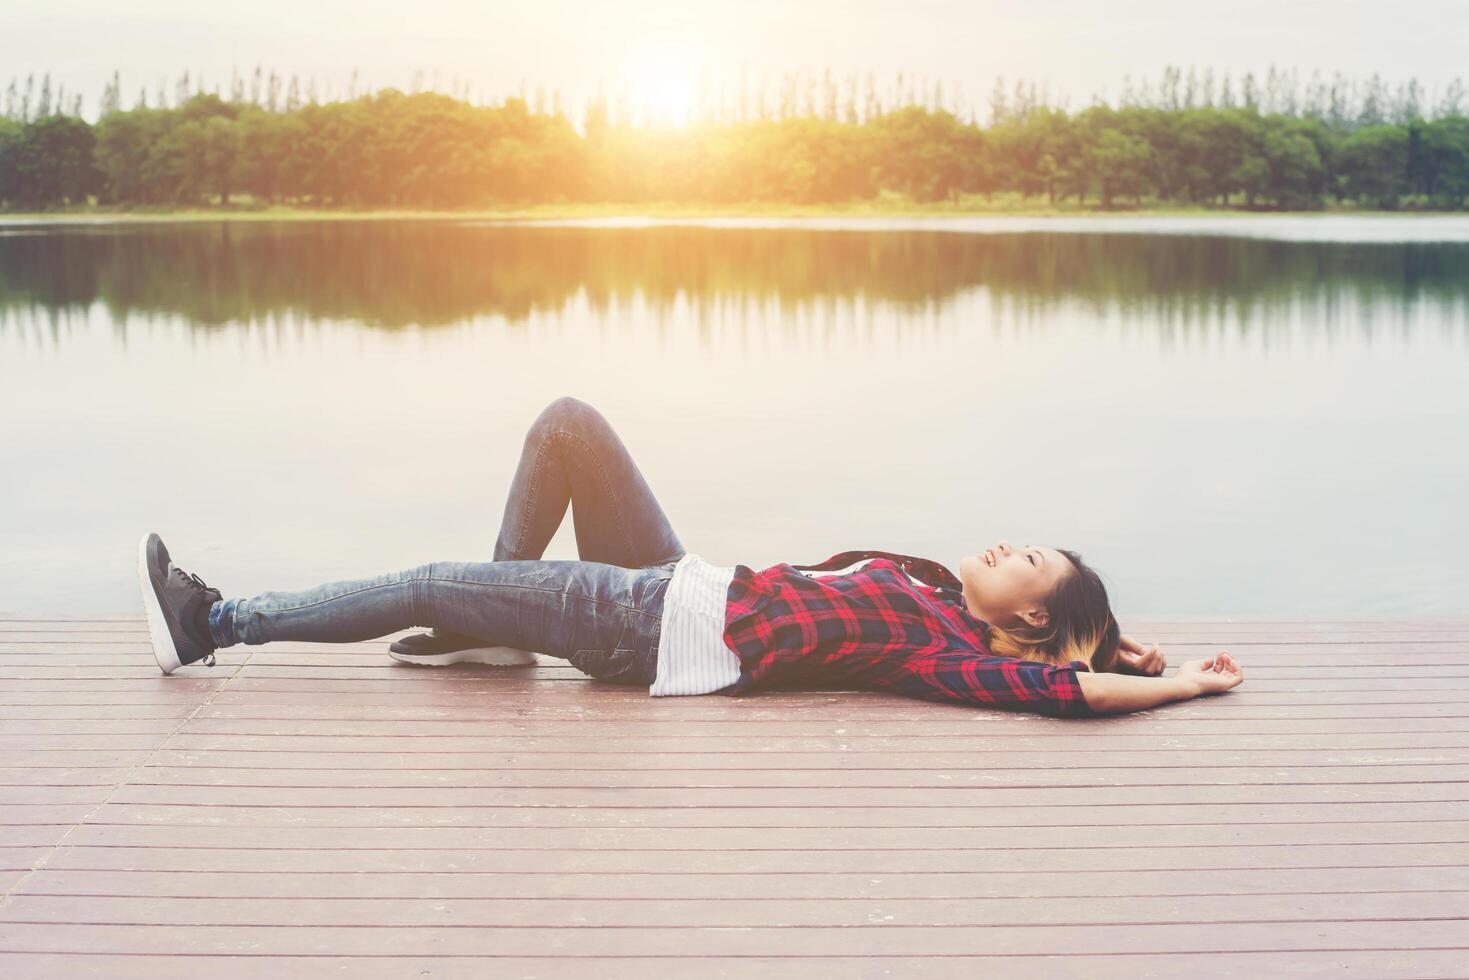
{"left": 868, "top": 650, "right": 1096, "bottom": 719}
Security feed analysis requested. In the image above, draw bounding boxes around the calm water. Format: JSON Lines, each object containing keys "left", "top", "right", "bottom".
{"left": 2, "top": 217, "right": 1467, "bottom": 617}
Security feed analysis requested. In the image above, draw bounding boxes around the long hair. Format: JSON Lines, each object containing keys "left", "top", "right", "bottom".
{"left": 984, "top": 548, "right": 1120, "bottom": 672}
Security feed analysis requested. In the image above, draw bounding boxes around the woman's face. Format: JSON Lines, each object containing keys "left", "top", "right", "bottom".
{"left": 958, "top": 540, "right": 1073, "bottom": 628}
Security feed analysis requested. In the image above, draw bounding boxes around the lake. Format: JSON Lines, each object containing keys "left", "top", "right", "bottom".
{"left": 2, "top": 216, "right": 1467, "bottom": 618}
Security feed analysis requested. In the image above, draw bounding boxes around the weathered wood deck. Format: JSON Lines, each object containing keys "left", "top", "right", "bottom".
{"left": 0, "top": 617, "right": 1467, "bottom": 978}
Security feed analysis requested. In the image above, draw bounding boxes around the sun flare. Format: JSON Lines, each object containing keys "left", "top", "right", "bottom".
{"left": 624, "top": 42, "right": 704, "bottom": 126}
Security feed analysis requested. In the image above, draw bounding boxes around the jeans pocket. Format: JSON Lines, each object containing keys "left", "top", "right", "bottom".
{"left": 569, "top": 646, "right": 644, "bottom": 685}
{"left": 635, "top": 571, "right": 672, "bottom": 615}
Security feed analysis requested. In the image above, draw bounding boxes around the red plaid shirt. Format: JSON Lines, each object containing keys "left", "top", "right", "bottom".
{"left": 717, "top": 550, "right": 1095, "bottom": 718}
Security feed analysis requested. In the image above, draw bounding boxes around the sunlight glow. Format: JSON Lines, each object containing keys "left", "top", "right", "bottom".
{"left": 624, "top": 41, "right": 704, "bottom": 125}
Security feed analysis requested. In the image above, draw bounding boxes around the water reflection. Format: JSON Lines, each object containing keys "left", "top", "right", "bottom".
{"left": 2, "top": 222, "right": 1466, "bottom": 343}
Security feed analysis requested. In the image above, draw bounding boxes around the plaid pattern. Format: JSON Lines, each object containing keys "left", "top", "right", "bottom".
{"left": 717, "top": 551, "right": 1095, "bottom": 719}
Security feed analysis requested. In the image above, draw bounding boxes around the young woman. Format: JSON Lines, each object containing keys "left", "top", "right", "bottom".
{"left": 139, "top": 396, "right": 1243, "bottom": 718}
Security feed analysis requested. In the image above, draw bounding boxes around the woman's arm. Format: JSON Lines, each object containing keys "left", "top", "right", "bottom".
{"left": 1079, "top": 652, "right": 1243, "bottom": 714}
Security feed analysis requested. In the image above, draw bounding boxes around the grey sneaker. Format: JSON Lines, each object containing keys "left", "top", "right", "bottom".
{"left": 137, "top": 532, "right": 222, "bottom": 675}
{"left": 388, "top": 629, "right": 539, "bottom": 667}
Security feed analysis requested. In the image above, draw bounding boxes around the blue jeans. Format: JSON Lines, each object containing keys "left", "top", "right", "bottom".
{"left": 208, "top": 396, "right": 688, "bottom": 686}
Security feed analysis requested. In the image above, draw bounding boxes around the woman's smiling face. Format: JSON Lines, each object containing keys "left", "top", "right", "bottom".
{"left": 958, "top": 540, "right": 1074, "bottom": 629}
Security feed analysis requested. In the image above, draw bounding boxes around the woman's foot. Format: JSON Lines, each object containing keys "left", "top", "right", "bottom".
{"left": 388, "top": 629, "right": 539, "bottom": 667}
{"left": 137, "top": 533, "right": 222, "bottom": 674}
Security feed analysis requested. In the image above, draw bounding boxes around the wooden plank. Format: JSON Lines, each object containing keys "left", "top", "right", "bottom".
{"left": 141, "top": 729, "right": 1469, "bottom": 750}
{"left": 141, "top": 741, "right": 1469, "bottom": 764}
{"left": 0, "top": 826, "right": 80, "bottom": 848}
{"left": 0, "top": 737, "right": 189, "bottom": 751}
{"left": 0, "top": 705, "right": 199, "bottom": 720}
{"left": 0, "top": 694, "right": 218, "bottom": 707}
{"left": 53, "top": 821, "right": 1469, "bottom": 850}
{"left": 77, "top": 799, "right": 1469, "bottom": 828}
{"left": 23, "top": 697, "right": 1469, "bottom": 733}
{"left": 0, "top": 847, "right": 54, "bottom": 871}
{"left": 20, "top": 865, "right": 1469, "bottom": 899}
{"left": 98, "top": 781, "right": 1469, "bottom": 806}
{"left": 5, "top": 890, "right": 1469, "bottom": 927}
{"left": 161, "top": 692, "right": 1469, "bottom": 720}
{"left": 0, "top": 786, "right": 117, "bottom": 805}
{"left": 186, "top": 706, "right": 1469, "bottom": 733}
{"left": 0, "top": 952, "right": 1464, "bottom": 980}
{"left": 1, "top": 919, "right": 1466, "bottom": 956}
{"left": 0, "top": 679, "right": 221, "bottom": 692}
{"left": 0, "top": 806, "right": 97, "bottom": 826}
{"left": 116, "top": 762, "right": 1469, "bottom": 791}
{"left": 0, "top": 769, "right": 137, "bottom": 787}
{"left": 0, "top": 753, "right": 156, "bottom": 768}
{"left": 0, "top": 721, "right": 185, "bottom": 735}
{"left": 36, "top": 842, "right": 1469, "bottom": 874}
{"left": 24, "top": 703, "right": 1469, "bottom": 735}
{"left": 1, "top": 695, "right": 1465, "bottom": 720}
{"left": 0, "top": 656, "right": 250, "bottom": 668}
{"left": 0, "top": 666, "right": 243, "bottom": 678}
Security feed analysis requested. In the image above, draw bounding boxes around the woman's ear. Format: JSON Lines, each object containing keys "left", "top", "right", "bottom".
{"left": 1019, "top": 606, "right": 1049, "bottom": 629}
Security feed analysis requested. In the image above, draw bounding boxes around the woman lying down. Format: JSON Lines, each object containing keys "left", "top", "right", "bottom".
{"left": 138, "top": 397, "right": 1243, "bottom": 719}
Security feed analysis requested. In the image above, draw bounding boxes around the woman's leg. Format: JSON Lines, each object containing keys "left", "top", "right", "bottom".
{"left": 210, "top": 558, "right": 668, "bottom": 686}
{"left": 495, "top": 396, "right": 686, "bottom": 568}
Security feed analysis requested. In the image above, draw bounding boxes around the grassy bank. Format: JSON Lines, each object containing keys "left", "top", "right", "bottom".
{"left": 2, "top": 195, "right": 1462, "bottom": 224}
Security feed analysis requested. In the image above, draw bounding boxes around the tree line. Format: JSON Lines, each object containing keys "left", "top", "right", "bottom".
{"left": 1, "top": 66, "right": 1467, "bottom": 211}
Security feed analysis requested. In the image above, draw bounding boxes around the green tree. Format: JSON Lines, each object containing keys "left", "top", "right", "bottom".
{"left": 1418, "top": 116, "right": 1469, "bottom": 206}
{"left": 5, "top": 115, "right": 97, "bottom": 207}
{"left": 95, "top": 107, "right": 171, "bottom": 203}
{"left": 1338, "top": 125, "right": 1410, "bottom": 207}
{"left": 0, "top": 117, "right": 22, "bottom": 206}
{"left": 870, "top": 107, "right": 981, "bottom": 202}
{"left": 1261, "top": 116, "right": 1327, "bottom": 207}
{"left": 1083, "top": 119, "right": 1152, "bottom": 208}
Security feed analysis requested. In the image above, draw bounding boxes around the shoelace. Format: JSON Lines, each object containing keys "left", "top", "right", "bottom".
{"left": 171, "top": 566, "right": 220, "bottom": 666}
{"left": 173, "top": 567, "right": 220, "bottom": 597}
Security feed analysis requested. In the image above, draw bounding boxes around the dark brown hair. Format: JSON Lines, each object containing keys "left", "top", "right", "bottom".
{"left": 985, "top": 548, "right": 1120, "bottom": 671}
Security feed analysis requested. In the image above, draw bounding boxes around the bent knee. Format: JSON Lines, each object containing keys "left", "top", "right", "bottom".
{"left": 528, "top": 395, "right": 602, "bottom": 443}
{"left": 541, "top": 395, "right": 593, "bottom": 424}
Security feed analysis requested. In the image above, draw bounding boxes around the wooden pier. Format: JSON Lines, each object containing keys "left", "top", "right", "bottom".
{"left": 1, "top": 617, "right": 1467, "bottom": 977}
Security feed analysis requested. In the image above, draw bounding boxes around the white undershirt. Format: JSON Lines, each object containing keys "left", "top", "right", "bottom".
{"left": 649, "top": 553, "right": 740, "bottom": 696}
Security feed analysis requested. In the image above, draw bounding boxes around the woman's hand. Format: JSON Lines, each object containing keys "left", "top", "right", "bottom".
{"left": 1176, "top": 652, "right": 1244, "bottom": 697}
{"left": 1116, "top": 633, "right": 1167, "bottom": 676}
{"left": 1076, "top": 651, "right": 1244, "bottom": 714}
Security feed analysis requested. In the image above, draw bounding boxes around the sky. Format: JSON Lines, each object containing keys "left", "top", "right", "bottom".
{"left": 4, "top": 0, "right": 1465, "bottom": 123}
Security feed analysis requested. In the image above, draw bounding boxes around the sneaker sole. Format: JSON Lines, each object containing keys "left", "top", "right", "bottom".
{"left": 388, "top": 647, "right": 539, "bottom": 667}
{"left": 137, "top": 533, "right": 182, "bottom": 675}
